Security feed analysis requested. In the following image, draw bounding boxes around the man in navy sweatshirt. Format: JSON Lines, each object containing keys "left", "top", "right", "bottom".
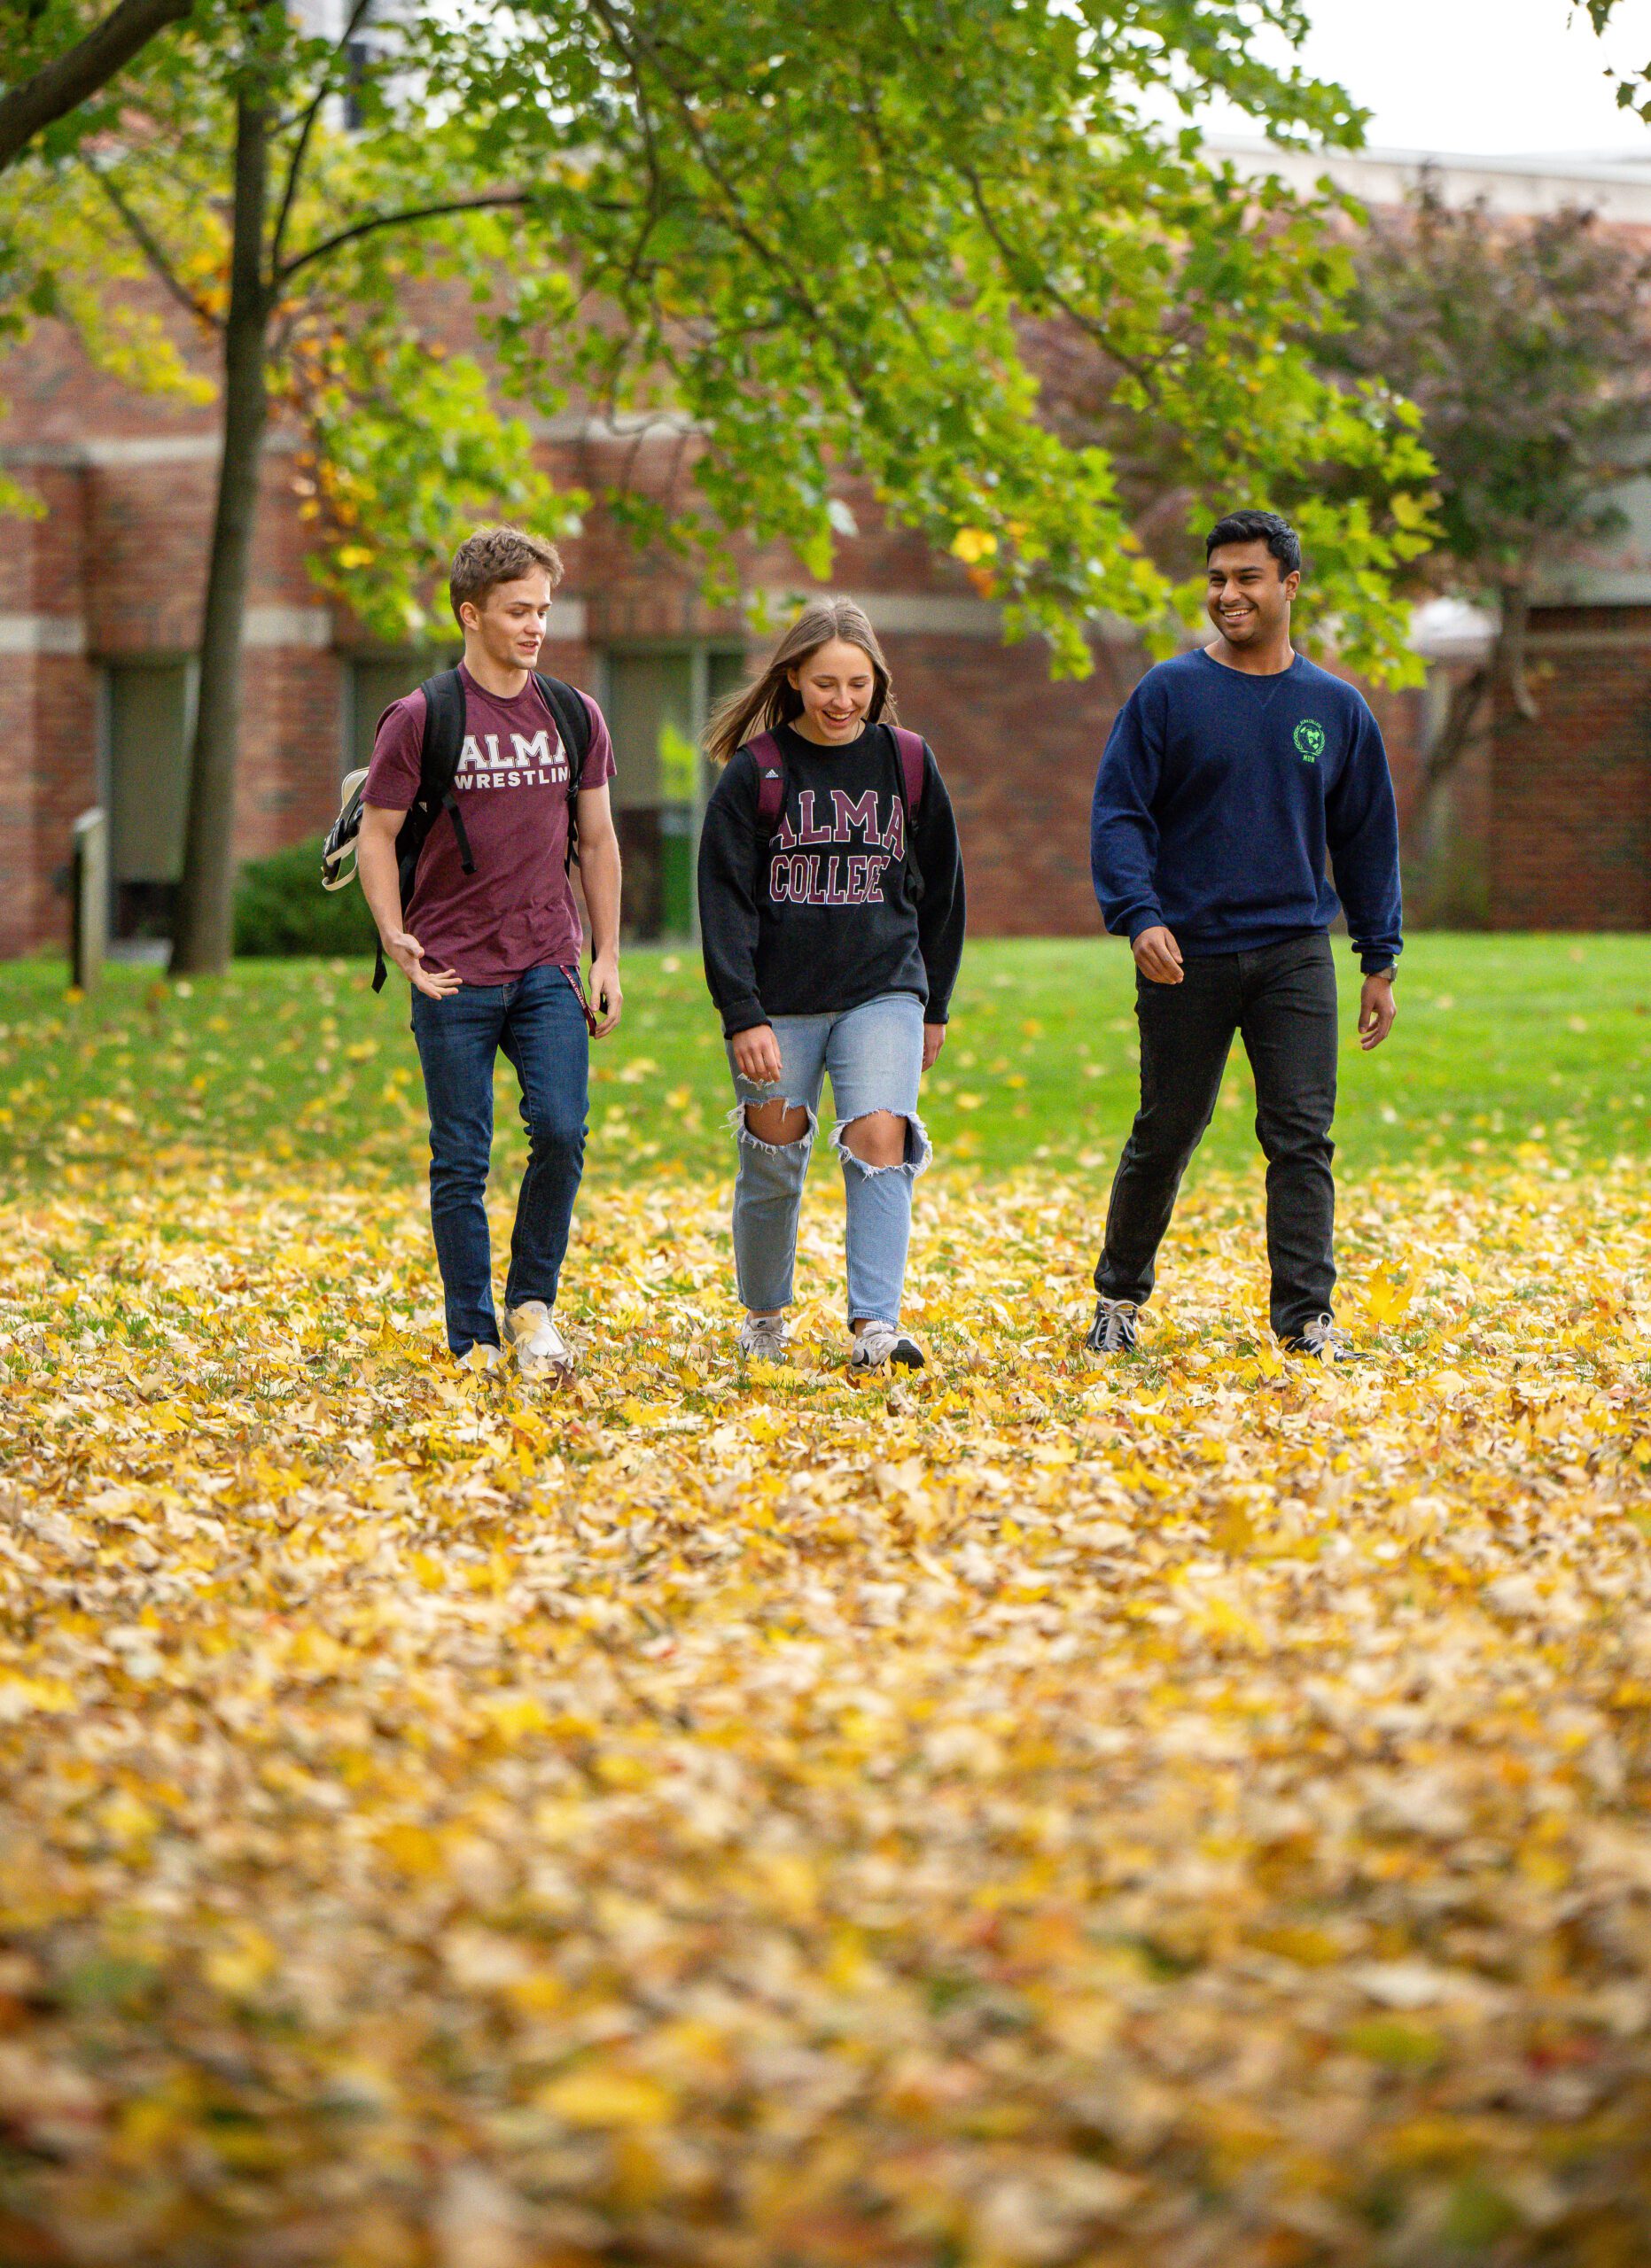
{"left": 1086, "top": 509, "right": 1402, "bottom": 1364}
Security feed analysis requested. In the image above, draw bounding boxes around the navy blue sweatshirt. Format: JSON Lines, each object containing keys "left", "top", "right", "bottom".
{"left": 1090, "top": 650, "right": 1403, "bottom": 972}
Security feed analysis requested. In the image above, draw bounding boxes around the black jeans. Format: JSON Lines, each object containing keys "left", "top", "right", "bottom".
{"left": 1094, "top": 933, "right": 1338, "bottom": 1339}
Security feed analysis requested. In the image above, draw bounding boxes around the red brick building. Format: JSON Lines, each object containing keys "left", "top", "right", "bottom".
{"left": 3, "top": 143, "right": 1647, "bottom": 958}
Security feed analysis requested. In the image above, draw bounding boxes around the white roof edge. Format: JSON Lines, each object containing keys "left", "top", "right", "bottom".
{"left": 1204, "top": 135, "right": 1651, "bottom": 187}
{"left": 1203, "top": 135, "right": 1651, "bottom": 219}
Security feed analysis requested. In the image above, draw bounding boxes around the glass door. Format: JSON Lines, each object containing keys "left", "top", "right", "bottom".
{"left": 103, "top": 660, "right": 195, "bottom": 941}
{"left": 603, "top": 645, "right": 746, "bottom": 940}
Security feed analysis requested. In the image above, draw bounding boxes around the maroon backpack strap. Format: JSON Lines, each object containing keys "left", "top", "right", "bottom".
{"left": 749, "top": 731, "right": 786, "bottom": 833}
{"left": 890, "top": 725, "right": 926, "bottom": 822}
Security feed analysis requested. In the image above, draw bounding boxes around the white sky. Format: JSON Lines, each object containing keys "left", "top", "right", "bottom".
{"left": 1195, "top": 0, "right": 1651, "bottom": 158}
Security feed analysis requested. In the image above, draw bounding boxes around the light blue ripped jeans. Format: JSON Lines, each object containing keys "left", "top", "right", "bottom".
{"left": 728, "top": 990, "right": 931, "bottom": 1327}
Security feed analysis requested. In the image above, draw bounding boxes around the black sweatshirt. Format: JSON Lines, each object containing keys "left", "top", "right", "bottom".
{"left": 697, "top": 720, "right": 966, "bottom": 1037}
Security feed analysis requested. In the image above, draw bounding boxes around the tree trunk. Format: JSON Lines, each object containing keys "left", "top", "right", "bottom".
{"left": 1499, "top": 576, "right": 1538, "bottom": 721}
{"left": 1406, "top": 662, "right": 1496, "bottom": 925}
{"left": 171, "top": 82, "right": 269, "bottom": 975}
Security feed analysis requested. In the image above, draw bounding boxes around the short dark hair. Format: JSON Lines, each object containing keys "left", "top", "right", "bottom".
{"left": 449, "top": 525, "right": 565, "bottom": 625}
{"left": 1205, "top": 509, "right": 1301, "bottom": 579}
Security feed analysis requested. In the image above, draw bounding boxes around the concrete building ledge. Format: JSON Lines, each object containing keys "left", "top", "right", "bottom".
{"left": 783, "top": 590, "right": 1007, "bottom": 639}
{"left": 1, "top": 433, "right": 300, "bottom": 470}
{"left": 0, "top": 613, "right": 88, "bottom": 655}
{"left": 244, "top": 606, "right": 332, "bottom": 649}
{"left": 542, "top": 598, "right": 588, "bottom": 641}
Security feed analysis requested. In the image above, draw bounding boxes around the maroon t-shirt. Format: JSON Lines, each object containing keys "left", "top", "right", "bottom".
{"left": 363, "top": 664, "right": 615, "bottom": 985}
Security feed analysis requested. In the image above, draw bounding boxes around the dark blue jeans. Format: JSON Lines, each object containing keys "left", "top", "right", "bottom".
{"left": 410, "top": 963, "right": 588, "bottom": 1355}
{"left": 1095, "top": 934, "right": 1339, "bottom": 1339}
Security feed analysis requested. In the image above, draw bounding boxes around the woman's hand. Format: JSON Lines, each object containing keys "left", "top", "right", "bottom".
{"left": 731, "top": 1023, "right": 783, "bottom": 1085}
{"left": 923, "top": 1022, "right": 946, "bottom": 1071}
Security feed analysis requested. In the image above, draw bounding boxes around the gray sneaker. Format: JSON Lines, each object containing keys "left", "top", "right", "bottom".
{"left": 1282, "top": 1313, "right": 1364, "bottom": 1363}
{"left": 849, "top": 1322, "right": 924, "bottom": 1372}
{"left": 504, "top": 1300, "right": 574, "bottom": 1382}
{"left": 1084, "top": 1298, "right": 1139, "bottom": 1356}
{"left": 738, "top": 1313, "right": 790, "bottom": 1363}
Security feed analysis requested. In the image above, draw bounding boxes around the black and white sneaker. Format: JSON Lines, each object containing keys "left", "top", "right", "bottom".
{"left": 849, "top": 1322, "right": 924, "bottom": 1372}
{"left": 1281, "top": 1313, "right": 1364, "bottom": 1363}
{"left": 1084, "top": 1298, "right": 1139, "bottom": 1357}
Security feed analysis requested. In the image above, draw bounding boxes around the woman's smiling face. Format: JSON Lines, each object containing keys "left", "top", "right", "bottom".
{"left": 788, "top": 637, "right": 876, "bottom": 743}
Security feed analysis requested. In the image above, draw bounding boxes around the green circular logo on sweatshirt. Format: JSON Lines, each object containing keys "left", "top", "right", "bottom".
{"left": 1293, "top": 718, "right": 1326, "bottom": 763}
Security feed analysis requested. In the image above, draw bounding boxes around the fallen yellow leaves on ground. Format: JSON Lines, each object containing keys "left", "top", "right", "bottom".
{"left": 2, "top": 1159, "right": 1650, "bottom": 2265}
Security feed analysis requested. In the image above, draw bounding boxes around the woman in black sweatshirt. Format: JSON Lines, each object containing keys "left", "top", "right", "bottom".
{"left": 697, "top": 598, "right": 966, "bottom": 1373}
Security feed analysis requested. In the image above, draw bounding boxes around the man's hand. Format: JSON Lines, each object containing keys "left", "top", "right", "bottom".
{"left": 1133, "top": 925, "right": 1184, "bottom": 985}
{"left": 589, "top": 952, "right": 623, "bottom": 1037}
{"left": 732, "top": 1024, "right": 783, "bottom": 1085}
{"left": 386, "top": 930, "right": 460, "bottom": 1000}
{"left": 1359, "top": 972, "right": 1397, "bottom": 1051}
{"left": 923, "top": 1022, "right": 946, "bottom": 1072}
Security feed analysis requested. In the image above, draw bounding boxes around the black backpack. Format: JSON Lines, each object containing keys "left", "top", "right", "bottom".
{"left": 321, "top": 667, "right": 593, "bottom": 992}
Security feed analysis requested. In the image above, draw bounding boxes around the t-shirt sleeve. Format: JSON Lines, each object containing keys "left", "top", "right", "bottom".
{"left": 362, "top": 690, "right": 427, "bottom": 812}
{"left": 576, "top": 693, "right": 617, "bottom": 789}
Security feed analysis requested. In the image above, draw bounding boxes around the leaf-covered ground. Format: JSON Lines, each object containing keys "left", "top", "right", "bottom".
{"left": 4, "top": 1144, "right": 1651, "bottom": 2265}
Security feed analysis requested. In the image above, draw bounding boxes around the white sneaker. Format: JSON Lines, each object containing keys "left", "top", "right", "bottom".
{"left": 738, "top": 1313, "right": 790, "bottom": 1363}
{"left": 458, "top": 1342, "right": 505, "bottom": 1373}
{"left": 504, "top": 1300, "right": 574, "bottom": 1382}
{"left": 849, "top": 1321, "right": 925, "bottom": 1372}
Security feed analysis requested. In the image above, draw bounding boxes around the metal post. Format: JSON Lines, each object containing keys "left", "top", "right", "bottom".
{"left": 70, "top": 808, "right": 108, "bottom": 993}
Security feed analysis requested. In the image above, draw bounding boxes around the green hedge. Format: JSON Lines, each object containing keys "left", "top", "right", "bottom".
{"left": 233, "top": 836, "right": 377, "bottom": 959}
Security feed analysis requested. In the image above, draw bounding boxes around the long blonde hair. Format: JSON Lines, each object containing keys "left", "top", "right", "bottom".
{"left": 705, "top": 598, "right": 899, "bottom": 766}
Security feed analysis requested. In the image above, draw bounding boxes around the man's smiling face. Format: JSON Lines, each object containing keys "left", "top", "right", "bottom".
{"left": 1205, "top": 539, "right": 1300, "bottom": 649}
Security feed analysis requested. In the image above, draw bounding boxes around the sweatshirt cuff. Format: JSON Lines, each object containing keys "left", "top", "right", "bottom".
{"left": 925, "top": 1000, "right": 951, "bottom": 1026}
{"left": 1125, "top": 907, "right": 1166, "bottom": 942}
{"left": 1359, "top": 949, "right": 1401, "bottom": 975}
{"left": 720, "top": 996, "right": 768, "bottom": 1038}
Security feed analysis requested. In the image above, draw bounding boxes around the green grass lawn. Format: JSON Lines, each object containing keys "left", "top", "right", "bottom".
{"left": 1, "top": 934, "right": 1648, "bottom": 1189}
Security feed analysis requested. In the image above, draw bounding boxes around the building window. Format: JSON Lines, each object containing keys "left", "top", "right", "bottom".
{"left": 103, "top": 659, "right": 194, "bottom": 941}
{"left": 602, "top": 645, "right": 746, "bottom": 940}
{"left": 346, "top": 651, "right": 459, "bottom": 771}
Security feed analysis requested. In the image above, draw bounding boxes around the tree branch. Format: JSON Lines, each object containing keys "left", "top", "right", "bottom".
{"left": 276, "top": 190, "right": 529, "bottom": 284}
{"left": 0, "top": 0, "right": 193, "bottom": 170}
{"left": 1421, "top": 662, "right": 1490, "bottom": 794}
{"left": 88, "top": 157, "right": 222, "bottom": 327}
{"left": 269, "top": 0, "right": 375, "bottom": 277}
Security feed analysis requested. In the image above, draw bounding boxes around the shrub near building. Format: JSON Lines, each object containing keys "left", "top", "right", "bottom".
{"left": 233, "top": 839, "right": 375, "bottom": 959}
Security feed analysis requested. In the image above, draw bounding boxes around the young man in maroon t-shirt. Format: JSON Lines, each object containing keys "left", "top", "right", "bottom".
{"left": 357, "top": 526, "right": 623, "bottom": 1378}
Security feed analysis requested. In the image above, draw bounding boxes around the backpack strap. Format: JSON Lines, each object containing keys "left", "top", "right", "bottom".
{"left": 750, "top": 731, "right": 786, "bottom": 833}
{"left": 371, "top": 667, "right": 469, "bottom": 994}
{"left": 534, "top": 674, "right": 593, "bottom": 872}
{"left": 418, "top": 667, "right": 470, "bottom": 835}
{"left": 748, "top": 723, "right": 923, "bottom": 841}
{"left": 890, "top": 725, "right": 926, "bottom": 823}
